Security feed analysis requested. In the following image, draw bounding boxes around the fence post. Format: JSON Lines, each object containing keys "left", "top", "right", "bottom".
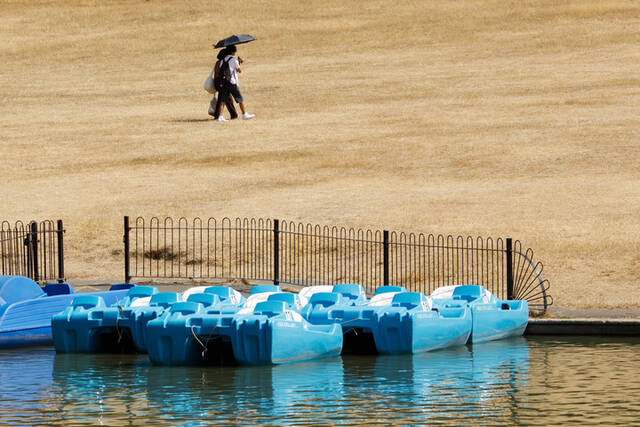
{"left": 383, "top": 230, "right": 389, "bottom": 286}
{"left": 124, "top": 216, "right": 131, "bottom": 283}
{"left": 31, "top": 222, "right": 39, "bottom": 282}
{"left": 273, "top": 219, "right": 279, "bottom": 285}
{"left": 56, "top": 219, "right": 65, "bottom": 283}
{"left": 506, "top": 238, "right": 514, "bottom": 300}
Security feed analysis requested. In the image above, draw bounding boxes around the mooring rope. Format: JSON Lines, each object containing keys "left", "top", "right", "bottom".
{"left": 115, "top": 297, "right": 125, "bottom": 344}
{"left": 116, "top": 317, "right": 123, "bottom": 344}
{"left": 339, "top": 318, "right": 364, "bottom": 336}
{"left": 191, "top": 326, "right": 208, "bottom": 359}
{"left": 340, "top": 317, "right": 363, "bottom": 326}
{"left": 190, "top": 325, "right": 224, "bottom": 360}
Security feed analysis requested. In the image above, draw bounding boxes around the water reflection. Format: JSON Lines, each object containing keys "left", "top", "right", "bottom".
{"left": 144, "top": 358, "right": 346, "bottom": 424}
{"left": 339, "top": 337, "right": 530, "bottom": 424}
{"left": 2, "top": 337, "right": 639, "bottom": 424}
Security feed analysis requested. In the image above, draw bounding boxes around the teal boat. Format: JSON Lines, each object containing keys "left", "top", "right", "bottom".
{"left": 302, "top": 286, "right": 471, "bottom": 354}
{"left": 430, "top": 285, "right": 529, "bottom": 343}
{"left": 0, "top": 275, "right": 134, "bottom": 349}
{"left": 51, "top": 286, "right": 160, "bottom": 353}
{"left": 231, "top": 295, "right": 342, "bottom": 365}
{"left": 145, "top": 285, "right": 281, "bottom": 366}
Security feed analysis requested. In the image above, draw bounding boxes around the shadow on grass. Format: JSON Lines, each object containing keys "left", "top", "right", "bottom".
{"left": 171, "top": 118, "right": 211, "bottom": 123}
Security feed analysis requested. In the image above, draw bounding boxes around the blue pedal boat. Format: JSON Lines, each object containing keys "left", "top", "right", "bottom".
{"left": 301, "top": 284, "right": 406, "bottom": 354}
{"left": 431, "top": 285, "right": 529, "bottom": 343}
{"left": 0, "top": 275, "right": 134, "bottom": 349}
{"left": 231, "top": 293, "right": 342, "bottom": 365}
{"left": 146, "top": 285, "right": 280, "bottom": 366}
{"left": 374, "top": 292, "right": 472, "bottom": 354}
{"left": 300, "top": 285, "right": 405, "bottom": 354}
{"left": 51, "top": 285, "right": 161, "bottom": 353}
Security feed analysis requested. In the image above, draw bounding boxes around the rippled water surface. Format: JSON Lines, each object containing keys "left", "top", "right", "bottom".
{"left": 1, "top": 336, "right": 639, "bottom": 425}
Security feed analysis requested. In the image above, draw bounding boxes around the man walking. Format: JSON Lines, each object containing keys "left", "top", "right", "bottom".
{"left": 213, "top": 44, "right": 254, "bottom": 121}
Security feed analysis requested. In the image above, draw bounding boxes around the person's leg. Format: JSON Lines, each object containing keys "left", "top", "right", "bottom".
{"left": 225, "top": 97, "right": 238, "bottom": 119}
{"left": 209, "top": 95, "right": 217, "bottom": 116}
{"left": 214, "top": 86, "right": 229, "bottom": 119}
{"left": 230, "top": 85, "right": 254, "bottom": 119}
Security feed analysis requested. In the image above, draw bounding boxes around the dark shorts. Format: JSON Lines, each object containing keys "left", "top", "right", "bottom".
{"left": 220, "top": 83, "right": 243, "bottom": 103}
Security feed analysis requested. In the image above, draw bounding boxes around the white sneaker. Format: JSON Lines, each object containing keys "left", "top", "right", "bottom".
{"left": 216, "top": 116, "right": 228, "bottom": 122}
{"left": 243, "top": 113, "right": 255, "bottom": 120}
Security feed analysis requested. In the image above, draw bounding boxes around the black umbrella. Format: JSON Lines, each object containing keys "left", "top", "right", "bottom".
{"left": 213, "top": 34, "right": 256, "bottom": 49}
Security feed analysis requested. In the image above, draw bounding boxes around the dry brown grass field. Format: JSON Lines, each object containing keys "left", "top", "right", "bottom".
{"left": 1, "top": 0, "right": 638, "bottom": 309}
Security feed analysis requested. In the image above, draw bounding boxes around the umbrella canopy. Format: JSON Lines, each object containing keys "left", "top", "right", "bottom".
{"left": 213, "top": 34, "right": 256, "bottom": 49}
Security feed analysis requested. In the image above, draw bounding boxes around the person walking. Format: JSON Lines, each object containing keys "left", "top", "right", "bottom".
{"left": 213, "top": 44, "right": 254, "bottom": 121}
{"left": 209, "top": 48, "right": 238, "bottom": 120}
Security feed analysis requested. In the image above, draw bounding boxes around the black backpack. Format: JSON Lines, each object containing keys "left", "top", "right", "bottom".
{"left": 216, "top": 57, "right": 233, "bottom": 86}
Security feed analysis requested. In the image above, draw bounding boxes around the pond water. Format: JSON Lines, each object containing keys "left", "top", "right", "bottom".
{"left": 1, "top": 336, "right": 639, "bottom": 425}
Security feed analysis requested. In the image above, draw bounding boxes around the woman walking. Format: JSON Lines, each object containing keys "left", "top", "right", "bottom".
{"left": 209, "top": 48, "right": 238, "bottom": 120}
{"left": 213, "top": 44, "right": 254, "bottom": 121}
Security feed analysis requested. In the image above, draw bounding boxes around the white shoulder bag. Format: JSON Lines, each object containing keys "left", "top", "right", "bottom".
{"left": 203, "top": 65, "right": 216, "bottom": 94}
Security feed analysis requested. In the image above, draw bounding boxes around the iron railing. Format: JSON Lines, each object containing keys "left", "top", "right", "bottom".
{"left": 124, "top": 216, "right": 552, "bottom": 313}
{"left": 0, "top": 219, "right": 65, "bottom": 283}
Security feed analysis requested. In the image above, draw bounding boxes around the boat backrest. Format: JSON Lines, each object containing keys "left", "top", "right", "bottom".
{"left": 109, "top": 283, "right": 135, "bottom": 291}
{"left": 129, "top": 297, "right": 151, "bottom": 308}
{"left": 267, "top": 292, "right": 300, "bottom": 310}
{"left": 204, "top": 286, "right": 243, "bottom": 304}
{"left": 253, "top": 301, "right": 286, "bottom": 317}
{"left": 168, "top": 301, "right": 201, "bottom": 315}
{"left": 182, "top": 286, "right": 209, "bottom": 301}
{"left": 250, "top": 284, "right": 282, "bottom": 295}
{"left": 368, "top": 291, "right": 402, "bottom": 307}
{"left": 187, "top": 293, "right": 220, "bottom": 307}
{"left": 205, "top": 286, "right": 232, "bottom": 300}
{"left": 71, "top": 295, "right": 106, "bottom": 310}
{"left": 452, "top": 285, "right": 484, "bottom": 303}
{"left": 42, "top": 283, "right": 74, "bottom": 296}
{"left": 149, "top": 292, "right": 181, "bottom": 309}
{"left": 332, "top": 284, "right": 366, "bottom": 302}
{"left": 373, "top": 286, "right": 406, "bottom": 295}
{"left": 117, "top": 286, "right": 158, "bottom": 307}
{"left": 392, "top": 292, "right": 426, "bottom": 310}
{"left": 0, "top": 275, "right": 44, "bottom": 306}
{"left": 308, "top": 292, "right": 344, "bottom": 308}
{"left": 430, "top": 285, "right": 457, "bottom": 300}
{"left": 299, "top": 285, "right": 334, "bottom": 302}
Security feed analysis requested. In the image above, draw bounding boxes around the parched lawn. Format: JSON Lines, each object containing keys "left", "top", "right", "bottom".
{"left": 1, "top": 0, "right": 638, "bottom": 309}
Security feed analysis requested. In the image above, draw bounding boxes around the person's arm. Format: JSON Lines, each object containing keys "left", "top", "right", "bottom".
{"left": 234, "top": 57, "right": 242, "bottom": 73}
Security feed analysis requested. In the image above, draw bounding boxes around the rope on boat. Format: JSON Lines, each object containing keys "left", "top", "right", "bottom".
{"left": 340, "top": 318, "right": 363, "bottom": 326}
{"left": 191, "top": 326, "right": 208, "bottom": 359}
{"left": 190, "top": 325, "right": 224, "bottom": 360}
{"left": 340, "top": 318, "right": 364, "bottom": 336}
{"left": 116, "top": 317, "right": 123, "bottom": 344}
{"left": 115, "top": 297, "right": 125, "bottom": 344}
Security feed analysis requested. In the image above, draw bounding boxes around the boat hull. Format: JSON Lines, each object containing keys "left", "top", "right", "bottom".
{"left": 1, "top": 288, "right": 132, "bottom": 349}
{"left": 469, "top": 300, "right": 529, "bottom": 343}
{"left": 233, "top": 317, "right": 342, "bottom": 365}
{"left": 375, "top": 306, "right": 472, "bottom": 354}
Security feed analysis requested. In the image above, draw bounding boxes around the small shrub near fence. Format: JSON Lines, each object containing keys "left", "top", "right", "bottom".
{"left": 123, "top": 216, "right": 552, "bottom": 314}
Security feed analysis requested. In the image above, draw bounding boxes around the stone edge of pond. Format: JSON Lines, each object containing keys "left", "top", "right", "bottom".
{"left": 525, "top": 319, "right": 640, "bottom": 336}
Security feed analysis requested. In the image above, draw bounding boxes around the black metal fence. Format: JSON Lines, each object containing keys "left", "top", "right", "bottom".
{"left": 0, "top": 219, "right": 65, "bottom": 283}
{"left": 124, "top": 216, "right": 552, "bottom": 314}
